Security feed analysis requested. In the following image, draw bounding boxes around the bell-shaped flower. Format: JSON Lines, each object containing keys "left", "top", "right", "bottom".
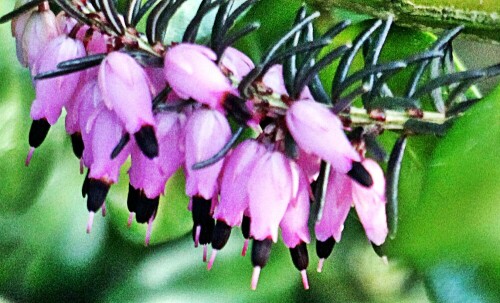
{"left": 315, "top": 158, "right": 387, "bottom": 245}
{"left": 21, "top": 7, "right": 60, "bottom": 70}
{"left": 279, "top": 165, "right": 311, "bottom": 248}
{"left": 98, "top": 51, "right": 156, "bottom": 134}
{"left": 220, "top": 47, "right": 254, "bottom": 81}
{"left": 286, "top": 100, "right": 360, "bottom": 173}
{"left": 98, "top": 51, "right": 158, "bottom": 158}
{"left": 184, "top": 108, "right": 231, "bottom": 199}
{"left": 164, "top": 43, "right": 234, "bottom": 110}
{"left": 30, "top": 35, "right": 86, "bottom": 125}
{"left": 351, "top": 158, "right": 388, "bottom": 245}
{"left": 215, "top": 139, "right": 265, "bottom": 227}
{"left": 248, "top": 148, "right": 295, "bottom": 242}
{"left": 314, "top": 168, "right": 352, "bottom": 243}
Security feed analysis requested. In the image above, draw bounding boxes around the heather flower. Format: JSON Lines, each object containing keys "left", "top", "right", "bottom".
{"left": 262, "top": 64, "right": 314, "bottom": 100}
{"left": 220, "top": 47, "right": 255, "bottom": 81}
{"left": 30, "top": 35, "right": 86, "bottom": 125}
{"left": 21, "top": 4, "right": 59, "bottom": 70}
{"left": 85, "top": 107, "right": 130, "bottom": 233}
{"left": 25, "top": 35, "right": 86, "bottom": 165}
{"left": 164, "top": 43, "right": 234, "bottom": 110}
{"left": 207, "top": 139, "right": 266, "bottom": 269}
{"left": 11, "top": 1, "right": 35, "bottom": 66}
{"left": 247, "top": 147, "right": 296, "bottom": 289}
{"left": 184, "top": 108, "right": 231, "bottom": 200}
{"left": 286, "top": 100, "right": 360, "bottom": 173}
{"left": 279, "top": 165, "right": 311, "bottom": 289}
{"left": 315, "top": 158, "right": 388, "bottom": 271}
{"left": 98, "top": 51, "right": 158, "bottom": 158}
{"left": 127, "top": 111, "right": 185, "bottom": 244}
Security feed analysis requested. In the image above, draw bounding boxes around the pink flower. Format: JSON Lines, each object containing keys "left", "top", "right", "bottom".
{"left": 215, "top": 139, "right": 265, "bottom": 227}
{"left": 21, "top": 7, "right": 60, "bottom": 70}
{"left": 164, "top": 43, "right": 234, "bottom": 109}
{"left": 184, "top": 108, "right": 231, "bottom": 199}
{"left": 286, "top": 100, "right": 360, "bottom": 173}
{"left": 280, "top": 165, "right": 311, "bottom": 249}
{"left": 98, "top": 51, "right": 156, "bottom": 134}
{"left": 262, "top": 65, "right": 314, "bottom": 100}
{"left": 315, "top": 158, "right": 388, "bottom": 245}
{"left": 30, "top": 35, "right": 86, "bottom": 125}
{"left": 248, "top": 148, "right": 295, "bottom": 242}
{"left": 220, "top": 47, "right": 254, "bottom": 81}
{"left": 98, "top": 52, "right": 158, "bottom": 158}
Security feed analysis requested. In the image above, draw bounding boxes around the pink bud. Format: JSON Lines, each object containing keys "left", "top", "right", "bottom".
{"left": 248, "top": 149, "right": 294, "bottom": 242}
{"left": 21, "top": 8, "right": 60, "bottom": 70}
{"left": 164, "top": 43, "right": 233, "bottom": 109}
{"left": 215, "top": 140, "right": 265, "bottom": 227}
{"left": 261, "top": 65, "right": 314, "bottom": 99}
{"left": 352, "top": 159, "right": 388, "bottom": 245}
{"left": 286, "top": 100, "right": 360, "bottom": 173}
{"left": 184, "top": 108, "right": 231, "bottom": 199}
{"left": 30, "top": 35, "right": 86, "bottom": 125}
{"left": 98, "top": 52, "right": 155, "bottom": 134}
{"left": 220, "top": 47, "right": 254, "bottom": 81}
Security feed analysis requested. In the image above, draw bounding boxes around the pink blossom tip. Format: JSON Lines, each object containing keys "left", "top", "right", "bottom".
{"left": 145, "top": 215, "right": 154, "bottom": 247}
{"left": 207, "top": 249, "right": 218, "bottom": 270}
{"left": 300, "top": 270, "right": 310, "bottom": 290}
{"left": 251, "top": 266, "right": 261, "bottom": 290}
{"left": 127, "top": 212, "right": 134, "bottom": 228}
{"left": 241, "top": 239, "right": 249, "bottom": 257}
{"left": 86, "top": 211, "right": 95, "bottom": 234}
{"left": 25, "top": 147, "right": 35, "bottom": 167}
{"left": 194, "top": 225, "right": 201, "bottom": 248}
{"left": 317, "top": 258, "right": 325, "bottom": 273}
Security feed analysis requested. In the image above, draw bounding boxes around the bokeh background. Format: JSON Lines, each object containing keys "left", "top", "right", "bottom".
{"left": 0, "top": 0, "right": 499, "bottom": 302}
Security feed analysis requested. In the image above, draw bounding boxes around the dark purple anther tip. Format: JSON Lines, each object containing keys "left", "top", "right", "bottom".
{"left": 29, "top": 118, "right": 51, "bottom": 148}
{"left": 251, "top": 238, "right": 273, "bottom": 268}
{"left": 316, "top": 237, "right": 336, "bottom": 260}
{"left": 212, "top": 220, "right": 232, "bottom": 250}
{"left": 86, "top": 178, "right": 110, "bottom": 212}
{"left": 134, "top": 125, "right": 158, "bottom": 159}
{"left": 348, "top": 161, "right": 373, "bottom": 187}
{"left": 290, "top": 242, "right": 309, "bottom": 271}
{"left": 70, "top": 132, "right": 84, "bottom": 159}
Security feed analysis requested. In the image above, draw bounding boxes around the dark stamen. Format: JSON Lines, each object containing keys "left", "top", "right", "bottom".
{"left": 134, "top": 125, "right": 159, "bottom": 159}
{"left": 29, "top": 119, "right": 51, "bottom": 148}
{"left": 347, "top": 161, "right": 373, "bottom": 187}
{"left": 290, "top": 242, "right": 309, "bottom": 271}
{"left": 251, "top": 238, "right": 273, "bottom": 268}
{"left": 70, "top": 132, "right": 84, "bottom": 159}
{"left": 242, "top": 215, "right": 251, "bottom": 239}
{"left": 316, "top": 237, "right": 336, "bottom": 259}
{"left": 212, "top": 220, "right": 232, "bottom": 250}
{"left": 87, "top": 179, "right": 110, "bottom": 212}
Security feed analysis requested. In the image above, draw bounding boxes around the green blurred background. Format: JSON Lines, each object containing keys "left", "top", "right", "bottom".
{"left": 0, "top": 0, "right": 499, "bottom": 302}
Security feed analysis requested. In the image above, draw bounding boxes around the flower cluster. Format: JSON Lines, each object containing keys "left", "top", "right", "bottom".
{"left": 6, "top": 0, "right": 498, "bottom": 291}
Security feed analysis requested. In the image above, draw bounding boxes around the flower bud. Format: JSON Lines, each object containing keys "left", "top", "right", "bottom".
{"left": 164, "top": 43, "right": 234, "bottom": 109}
{"left": 21, "top": 8, "right": 59, "bottom": 70}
